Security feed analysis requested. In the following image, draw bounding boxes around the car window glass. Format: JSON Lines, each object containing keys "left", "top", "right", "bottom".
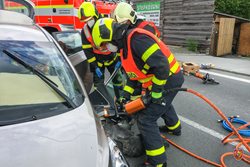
{"left": 0, "top": 40, "right": 84, "bottom": 123}
{"left": 54, "top": 32, "right": 82, "bottom": 56}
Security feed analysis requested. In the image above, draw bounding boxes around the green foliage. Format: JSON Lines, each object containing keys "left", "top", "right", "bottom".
{"left": 186, "top": 38, "right": 198, "bottom": 52}
{"left": 215, "top": 0, "right": 250, "bottom": 19}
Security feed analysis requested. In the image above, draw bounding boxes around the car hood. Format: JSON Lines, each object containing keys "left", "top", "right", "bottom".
{"left": 0, "top": 102, "right": 109, "bottom": 167}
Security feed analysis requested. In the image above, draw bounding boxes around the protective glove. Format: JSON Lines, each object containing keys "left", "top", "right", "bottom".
{"left": 117, "top": 96, "right": 130, "bottom": 106}
{"left": 95, "top": 67, "right": 103, "bottom": 78}
{"left": 116, "top": 88, "right": 131, "bottom": 105}
{"left": 115, "top": 61, "right": 121, "bottom": 70}
{"left": 141, "top": 93, "right": 152, "bottom": 106}
{"left": 115, "top": 96, "right": 130, "bottom": 114}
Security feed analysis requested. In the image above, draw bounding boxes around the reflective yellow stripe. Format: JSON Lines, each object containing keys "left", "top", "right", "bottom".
{"left": 142, "top": 69, "right": 147, "bottom": 74}
{"left": 157, "top": 164, "right": 163, "bottom": 167}
{"left": 146, "top": 146, "right": 165, "bottom": 156}
{"left": 104, "top": 54, "right": 118, "bottom": 66}
{"left": 131, "top": 95, "right": 141, "bottom": 101}
{"left": 113, "top": 82, "right": 123, "bottom": 86}
{"left": 104, "top": 60, "right": 114, "bottom": 66}
{"left": 142, "top": 43, "right": 160, "bottom": 62}
{"left": 168, "top": 120, "right": 181, "bottom": 130}
{"left": 170, "top": 62, "right": 180, "bottom": 74}
{"left": 82, "top": 44, "right": 92, "bottom": 49}
{"left": 152, "top": 92, "right": 162, "bottom": 99}
{"left": 35, "top": 5, "right": 73, "bottom": 9}
{"left": 87, "top": 57, "right": 96, "bottom": 63}
{"left": 6, "top": 6, "right": 26, "bottom": 9}
{"left": 97, "top": 62, "right": 103, "bottom": 67}
{"left": 124, "top": 85, "right": 134, "bottom": 94}
{"left": 152, "top": 76, "right": 167, "bottom": 86}
{"left": 168, "top": 53, "right": 174, "bottom": 63}
{"left": 144, "top": 64, "right": 150, "bottom": 70}
{"left": 138, "top": 76, "right": 152, "bottom": 84}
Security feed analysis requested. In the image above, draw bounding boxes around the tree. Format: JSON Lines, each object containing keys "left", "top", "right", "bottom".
{"left": 215, "top": 0, "right": 250, "bottom": 19}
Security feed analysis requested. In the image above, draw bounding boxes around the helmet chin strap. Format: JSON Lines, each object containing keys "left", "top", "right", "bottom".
{"left": 87, "top": 19, "right": 95, "bottom": 28}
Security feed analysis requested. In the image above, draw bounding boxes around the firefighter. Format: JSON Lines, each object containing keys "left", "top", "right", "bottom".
{"left": 112, "top": 2, "right": 160, "bottom": 37}
{"left": 113, "top": 1, "right": 181, "bottom": 136}
{"left": 78, "top": 2, "right": 122, "bottom": 98}
{"left": 92, "top": 18, "right": 184, "bottom": 167}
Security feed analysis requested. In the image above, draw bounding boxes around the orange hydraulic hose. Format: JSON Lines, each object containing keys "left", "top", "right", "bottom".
{"left": 186, "top": 88, "right": 250, "bottom": 153}
{"left": 161, "top": 134, "right": 222, "bottom": 167}
{"left": 161, "top": 88, "right": 250, "bottom": 167}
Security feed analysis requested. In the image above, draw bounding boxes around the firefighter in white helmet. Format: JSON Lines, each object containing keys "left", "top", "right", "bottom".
{"left": 113, "top": 2, "right": 181, "bottom": 137}
{"left": 113, "top": 2, "right": 160, "bottom": 37}
{"left": 78, "top": 2, "right": 122, "bottom": 98}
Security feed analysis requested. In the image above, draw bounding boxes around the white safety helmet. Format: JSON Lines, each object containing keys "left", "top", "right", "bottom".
{"left": 113, "top": 2, "right": 137, "bottom": 24}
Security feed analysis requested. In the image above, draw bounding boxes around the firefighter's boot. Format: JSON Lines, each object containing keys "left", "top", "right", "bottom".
{"left": 159, "top": 124, "right": 181, "bottom": 136}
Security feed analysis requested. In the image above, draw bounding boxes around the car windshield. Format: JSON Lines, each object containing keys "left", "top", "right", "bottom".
{"left": 0, "top": 40, "right": 84, "bottom": 124}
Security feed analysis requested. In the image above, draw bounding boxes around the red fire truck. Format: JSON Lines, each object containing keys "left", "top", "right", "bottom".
{"left": 4, "top": 0, "right": 117, "bottom": 33}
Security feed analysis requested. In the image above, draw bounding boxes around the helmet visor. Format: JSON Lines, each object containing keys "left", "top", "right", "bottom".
{"left": 99, "top": 23, "right": 112, "bottom": 40}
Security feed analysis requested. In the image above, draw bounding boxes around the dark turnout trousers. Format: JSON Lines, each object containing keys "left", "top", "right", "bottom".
{"left": 136, "top": 71, "right": 184, "bottom": 165}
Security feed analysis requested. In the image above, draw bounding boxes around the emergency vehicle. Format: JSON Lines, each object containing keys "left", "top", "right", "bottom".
{"left": 4, "top": 0, "right": 117, "bottom": 33}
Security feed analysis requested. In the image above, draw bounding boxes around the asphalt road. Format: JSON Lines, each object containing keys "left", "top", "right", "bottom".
{"left": 125, "top": 69, "right": 250, "bottom": 167}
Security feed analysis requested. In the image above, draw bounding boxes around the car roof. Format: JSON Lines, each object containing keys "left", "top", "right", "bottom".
{"left": 0, "top": 10, "right": 49, "bottom": 42}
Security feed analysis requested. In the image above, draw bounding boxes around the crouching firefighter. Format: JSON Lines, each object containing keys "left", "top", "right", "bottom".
{"left": 78, "top": 2, "right": 123, "bottom": 98}
{"left": 92, "top": 18, "right": 184, "bottom": 167}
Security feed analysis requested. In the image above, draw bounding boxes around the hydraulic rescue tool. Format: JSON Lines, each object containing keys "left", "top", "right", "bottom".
{"left": 89, "top": 83, "right": 144, "bottom": 157}
{"left": 118, "top": 93, "right": 151, "bottom": 115}
{"left": 189, "top": 71, "right": 220, "bottom": 84}
{"left": 182, "top": 62, "right": 219, "bottom": 85}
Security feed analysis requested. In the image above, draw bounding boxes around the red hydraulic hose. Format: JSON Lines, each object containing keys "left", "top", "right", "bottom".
{"left": 161, "top": 88, "right": 250, "bottom": 167}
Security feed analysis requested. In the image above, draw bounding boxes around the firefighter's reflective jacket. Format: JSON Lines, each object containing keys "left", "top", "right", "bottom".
{"left": 121, "top": 28, "right": 181, "bottom": 100}
{"left": 135, "top": 19, "right": 161, "bottom": 38}
{"left": 81, "top": 24, "right": 118, "bottom": 71}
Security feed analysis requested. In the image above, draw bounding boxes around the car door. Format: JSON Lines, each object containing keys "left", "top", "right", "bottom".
{"left": 52, "top": 30, "right": 93, "bottom": 93}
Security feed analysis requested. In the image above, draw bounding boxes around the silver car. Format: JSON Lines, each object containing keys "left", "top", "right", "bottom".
{"left": 0, "top": 9, "right": 128, "bottom": 167}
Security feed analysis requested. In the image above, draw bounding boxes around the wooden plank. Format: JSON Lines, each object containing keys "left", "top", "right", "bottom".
{"left": 209, "top": 23, "right": 219, "bottom": 55}
{"left": 164, "top": 30, "right": 211, "bottom": 36}
{"left": 164, "top": 25, "right": 212, "bottom": 31}
{"left": 238, "top": 23, "right": 250, "bottom": 56}
{"left": 216, "top": 18, "right": 235, "bottom": 56}
{"left": 134, "top": 0, "right": 215, "bottom": 52}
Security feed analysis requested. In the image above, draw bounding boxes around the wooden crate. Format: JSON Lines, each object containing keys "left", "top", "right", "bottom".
{"left": 216, "top": 18, "right": 235, "bottom": 56}
{"left": 238, "top": 23, "right": 250, "bottom": 56}
{"left": 182, "top": 62, "right": 200, "bottom": 74}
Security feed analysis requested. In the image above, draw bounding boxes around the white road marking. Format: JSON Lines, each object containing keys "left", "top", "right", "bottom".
{"left": 199, "top": 70, "right": 250, "bottom": 84}
{"left": 178, "top": 115, "right": 249, "bottom": 152}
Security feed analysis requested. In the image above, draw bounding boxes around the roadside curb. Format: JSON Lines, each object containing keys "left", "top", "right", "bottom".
{"left": 212, "top": 67, "right": 250, "bottom": 77}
